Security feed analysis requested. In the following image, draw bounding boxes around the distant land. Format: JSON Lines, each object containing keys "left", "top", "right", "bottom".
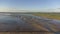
{"left": 0, "top": 12, "right": 60, "bottom": 14}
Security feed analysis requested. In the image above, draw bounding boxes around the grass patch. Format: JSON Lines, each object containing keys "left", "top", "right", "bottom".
{"left": 33, "top": 13, "right": 60, "bottom": 20}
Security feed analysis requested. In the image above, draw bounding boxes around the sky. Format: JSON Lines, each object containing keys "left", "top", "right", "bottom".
{"left": 0, "top": 0, "right": 60, "bottom": 12}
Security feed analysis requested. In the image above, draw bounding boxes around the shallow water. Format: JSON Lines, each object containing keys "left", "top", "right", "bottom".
{"left": 0, "top": 13, "right": 60, "bottom": 33}
{"left": 0, "top": 14, "right": 37, "bottom": 31}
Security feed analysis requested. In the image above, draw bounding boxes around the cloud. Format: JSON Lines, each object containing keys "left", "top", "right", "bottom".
{"left": 0, "top": 8, "right": 60, "bottom": 12}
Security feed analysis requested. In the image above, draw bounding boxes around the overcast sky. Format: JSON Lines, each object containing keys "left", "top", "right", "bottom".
{"left": 0, "top": 0, "right": 60, "bottom": 12}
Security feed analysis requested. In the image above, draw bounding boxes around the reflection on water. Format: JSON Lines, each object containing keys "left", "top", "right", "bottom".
{"left": 0, "top": 13, "right": 60, "bottom": 34}
{"left": 0, "top": 14, "right": 37, "bottom": 31}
